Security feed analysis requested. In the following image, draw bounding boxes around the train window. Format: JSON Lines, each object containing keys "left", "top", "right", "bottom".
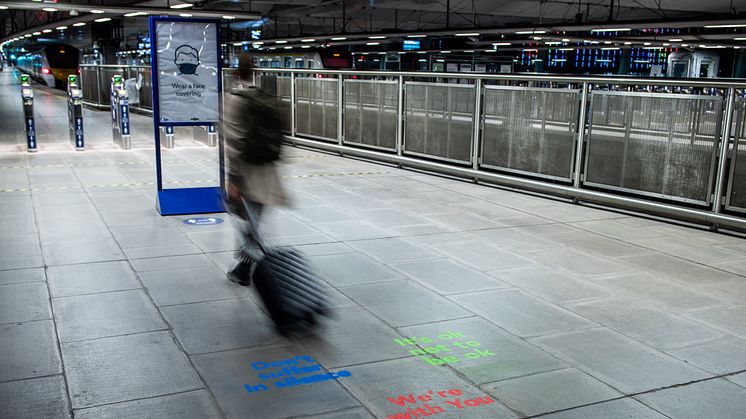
{"left": 47, "top": 47, "right": 79, "bottom": 69}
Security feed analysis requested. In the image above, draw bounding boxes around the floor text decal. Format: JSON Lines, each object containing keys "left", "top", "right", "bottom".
{"left": 394, "top": 331, "right": 495, "bottom": 365}
{"left": 386, "top": 388, "right": 495, "bottom": 418}
{"left": 243, "top": 355, "right": 351, "bottom": 395}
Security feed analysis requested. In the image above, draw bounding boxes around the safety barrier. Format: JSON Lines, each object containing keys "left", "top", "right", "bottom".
{"left": 251, "top": 68, "right": 746, "bottom": 232}
{"left": 80, "top": 64, "right": 152, "bottom": 113}
{"left": 75, "top": 64, "right": 746, "bottom": 230}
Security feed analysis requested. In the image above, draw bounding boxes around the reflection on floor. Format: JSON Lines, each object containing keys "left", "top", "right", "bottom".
{"left": 2, "top": 68, "right": 746, "bottom": 418}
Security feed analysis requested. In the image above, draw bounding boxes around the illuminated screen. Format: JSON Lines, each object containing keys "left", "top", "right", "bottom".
{"left": 251, "top": 29, "right": 262, "bottom": 40}
{"left": 403, "top": 40, "right": 420, "bottom": 50}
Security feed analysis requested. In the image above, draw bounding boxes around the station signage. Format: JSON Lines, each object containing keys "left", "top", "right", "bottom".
{"left": 153, "top": 20, "right": 220, "bottom": 123}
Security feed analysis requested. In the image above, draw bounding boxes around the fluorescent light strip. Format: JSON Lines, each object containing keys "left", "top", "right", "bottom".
{"left": 94, "top": 18, "right": 111, "bottom": 23}
{"left": 42, "top": 8, "right": 57, "bottom": 12}
{"left": 301, "top": 39, "right": 315, "bottom": 42}
{"left": 366, "top": 42, "right": 380, "bottom": 46}
{"left": 368, "top": 36, "right": 386, "bottom": 39}
{"left": 455, "top": 33, "right": 479, "bottom": 36}
{"left": 331, "top": 37, "right": 347, "bottom": 41}
{"left": 56, "top": 26, "right": 68, "bottom": 30}
{"left": 275, "top": 40, "right": 287, "bottom": 44}
{"left": 591, "top": 28, "right": 631, "bottom": 32}
{"left": 669, "top": 38, "right": 683, "bottom": 42}
{"left": 407, "top": 34, "right": 426, "bottom": 38}
{"left": 170, "top": 3, "right": 193, "bottom": 9}
{"left": 90, "top": 9, "right": 105, "bottom": 14}
{"left": 515, "top": 30, "right": 546, "bottom": 34}
{"left": 705, "top": 23, "right": 746, "bottom": 28}
{"left": 492, "top": 42, "right": 511, "bottom": 46}
{"left": 601, "top": 47, "right": 620, "bottom": 50}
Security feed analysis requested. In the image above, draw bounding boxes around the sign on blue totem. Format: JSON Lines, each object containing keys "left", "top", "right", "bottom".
{"left": 121, "top": 101, "right": 130, "bottom": 136}
{"left": 149, "top": 16, "right": 226, "bottom": 216}
{"left": 75, "top": 117, "right": 84, "bottom": 149}
{"left": 26, "top": 118, "right": 36, "bottom": 151}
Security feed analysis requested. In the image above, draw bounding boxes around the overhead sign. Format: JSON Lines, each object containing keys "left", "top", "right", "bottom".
{"left": 154, "top": 20, "right": 220, "bottom": 123}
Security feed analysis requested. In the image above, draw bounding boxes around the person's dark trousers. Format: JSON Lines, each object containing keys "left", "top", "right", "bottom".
{"left": 228, "top": 199, "right": 264, "bottom": 286}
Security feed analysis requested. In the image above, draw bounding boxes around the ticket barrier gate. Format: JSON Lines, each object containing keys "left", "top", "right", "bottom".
{"left": 67, "top": 75, "right": 85, "bottom": 151}
{"left": 193, "top": 125, "right": 217, "bottom": 147}
{"left": 111, "top": 75, "right": 131, "bottom": 149}
{"left": 160, "top": 125, "right": 175, "bottom": 148}
{"left": 20, "top": 75, "right": 37, "bottom": 152}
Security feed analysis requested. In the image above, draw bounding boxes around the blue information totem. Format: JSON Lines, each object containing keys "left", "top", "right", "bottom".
{"left": 67, "top": 75, "right": 85, "bottom": 151}
{"left": 20, "top": 75, "right": 37, "bottom": 152}
{"left": 150, "top": 16, "right": 225, "bottom": 216}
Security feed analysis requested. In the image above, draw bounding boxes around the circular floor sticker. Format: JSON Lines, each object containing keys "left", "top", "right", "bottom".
{"left": 183, "top": 217, "right": 224, "bottom": 225}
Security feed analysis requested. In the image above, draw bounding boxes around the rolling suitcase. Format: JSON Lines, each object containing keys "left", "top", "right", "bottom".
{"left": 234, "top": 197, "right": 329, "bottom": 333}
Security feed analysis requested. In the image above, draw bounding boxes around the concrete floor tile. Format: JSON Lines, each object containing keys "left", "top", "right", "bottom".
{"left": 192, "top": 345, "right": 360, "bottom": 419}
{"left": 563, "top": 235, "right": 651, "bottom": 258}
{"left": 424, "top": 211, "right": 503, "bottom": 231}
{"left": 350, "top": 238, "right": 441, "bottom": 264}
{"left": 728, "top": 373, "right": 746, "bottom": 389}
{"left": 294, "top": 242, "right": 355, "bottom": 256}
{"left": 358, "top": 208, "right": 430, "bottom": 229}
{"left": 532, "top": 328, "right": 710, "bottom": 394}
{"left": 111, "top": 225, "right": 192, "bottom": 249}
{"left": 161, "top": 298, "right": 282, "bottom": 354}
{"left": 0, "top": 233, "right": 41, "bottom": 260}
{"left": 598, "top": 272, "right": 726, "bottom": 313}
{"left": 0, "top": 267, "right": 45, "bottom": 285}
{"left": 470, "top": 228, "right": 559, "bottom": 253}
{"left": 301, "top": 407, "right": 375, "bottom": 418}
{"left": 485, "top": 368, "right": 622, "bottom": 416}
{"left": 309, "top": 253, "right": 404, "bottom": 286}
{"left": 187, "top": 229, "right": 239, "bottom": 253}
{"left": 290, "top": 205, "right": 355, "bottom": 224}
{"left": 0, "top": 282, "right": 51, "bottom": 324}
{"left": 74, "top": 390, "right": 221, "bottom": 419}
{"left": 130, "top": 254, "right": 214, "bottom": 272}
{"left": 684, "top": 305, "right": 746, "bottom": 337}
{"left": 139, "top": 266, "right": 247, "bottom": 306}
{"left": 491, "top": 267, "right": 612, "bottom": 304}
{"left": 0, "top": 375, "right": 70, "bottom": 419}
{"left": 47, "top": 261, "right": 140, "bottom": 297}
{"left": 630, "top": 236, "right": 744, "bottom": 264}
{"left": 0, "top": 320, "right": 61, "bottom": 382}
{"left": 53, "top": 289, "right": 166, "bottom": 342}
{"left": 313, "top": 220, "right": 394, "bottom": 241}
{"left": 541, "top": 398, "right": 668, "bottom": 419}
{"left": 294, "top": 306, "right": 407, "bottom": 367}
{"left": 433, "top": 242, "right": 535, "bottom": 271}
{"left": 394, "top": 259, "right": 508, "bottom": 294}
{"left": 0, "top": 214, "right": 38, "bottom": 235}
{"left": 526, "top": 247, "right": 635, "bottom": 277}
{"left": 710, "top": 258, "right": 746, "bottom": 277}
{"left": 400, "top": 317, "right": 566, "bottom": 384}
{"left": 62, "top": 331, "right": 202, "bottom": 409}
{"left": 124, "top": 244, "right": 203, "bottom": 259}
{"left": 568, "top": 299, "right": 726, "bottom": 350}
{"left": 341, "top": 280, "right": 473, "bottom": 327}
{"left": 620, "top": 253, "right": 740, "bottom": 285}
{"left": 38, "top": 218, "right": 112, "bottom": 242}
{"left": 341, "top": 357, "right": 518, "bottom": 418}
{"left": 668, "top": 338, "right": 746, "bottom": 375}
{"left": 451, "top": 289, "right": 596, "bottom": 338}
{"left": 637, "top": 379, "right": 746, "bottom": 419}
{"left": 42, "top": 238, "right": 125, "bottom": 266}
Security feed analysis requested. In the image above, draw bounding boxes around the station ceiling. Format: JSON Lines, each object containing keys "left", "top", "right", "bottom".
{"left": 0, "top": 0, "right": 744, "bottom": 50}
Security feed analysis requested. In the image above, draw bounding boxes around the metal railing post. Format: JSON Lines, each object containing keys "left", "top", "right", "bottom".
{"left": 471, "top": 78, "right": 483, "bottom": 171}
{"left": 573, "top": 82, "right": 590, "bottom": 189}
{"left": 396, "top": 75, "right": 404, "bottom": 157}
{"left": 290, "top": 72, "right": 297, "bottom": 137}
{"left": 713, "top": 87, "right": 736, "bottom": 215}
{"left": 338, "top": 74, "right": 344, "bottom": 146}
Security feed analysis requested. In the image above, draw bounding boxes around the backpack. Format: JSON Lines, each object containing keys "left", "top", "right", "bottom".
{"left": 232, "top": 88, "right": 284, "bottom": 163}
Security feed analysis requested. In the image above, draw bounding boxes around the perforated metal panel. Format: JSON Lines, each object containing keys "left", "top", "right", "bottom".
{"left": 295, "top": 77, "right": 339, "bottom": 141}
{"left": 343, "top": 80, "right": 398, "bottom": 150}
{"left": 585, "top": 91, "right": 723, "bottom": 204}
{"left": 481, "top": 86, "right": 579, "bottom": 181}
{"left": 726, "top": 97, "right": 746, "bottom": 213}
{"left": 404, "top": 82, "right": 475, "bottom": 163}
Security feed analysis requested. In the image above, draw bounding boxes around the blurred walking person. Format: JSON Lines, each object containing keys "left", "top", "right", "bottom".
{"left": 222, "top": 53, "right": 288, "bottom": 286}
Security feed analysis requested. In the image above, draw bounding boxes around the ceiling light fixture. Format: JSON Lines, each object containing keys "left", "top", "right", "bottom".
{"left": 366, "top": 42, "right": 380, "bottom": 45}
{"left": 369, "top": 35, "right": 386, "bottom": 39}
{"left": 94, "top": 18, "right": 111, "bottom": 22}
{"left": 56, "top": 26, "right": 68, "bottom": 30}
{"left": 515, "top": 30, "right": 546, "bottom": 34}
{"left": 669, "top": 38, "right": 683, "bottom": 42}
{"left": 275, "top": 40, "right": 287, "bottom": 44}
{"left": 455, "top": 33, "right": 479, "bottom": 37}
{"left": 591, "top": 28, "right": 631, "bottom": 32}
{"left": 90, "top": 9, "right": 105, "bottom": 14}
{"left": 301, "top": 38, "right": 315, "bottom": 42}
{"left": 43, "top": 29, "right": 53, "bottom": 33}
{"left": 331, "top": 37, "right": 347, "bottom": 41}
{"left": 705, "top": 23, "right": 746, "bottom": 28}
{"left": 42, "top": 8, "right": 57, "bottom": 12}
{"left": 170, "top": 3, "right": 193, "bottom": 9}
{"left": 32, "top": 32, "right": 41, "bottom": 35}
{"left": 407, "top": 34, "right": 427, "bottom": 38}
{"left": 493, "top": 42, "right": 511, "bottom": 46}
{"left": 179, "top": 13, "right": 193, "bottom": 17}
{"left": 222, "top": 15, "right": 236, "bottom": 20}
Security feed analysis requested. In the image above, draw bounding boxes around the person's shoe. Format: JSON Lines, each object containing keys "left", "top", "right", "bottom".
{"left": 227, "top": 261, "right": 253, "bottom": 286}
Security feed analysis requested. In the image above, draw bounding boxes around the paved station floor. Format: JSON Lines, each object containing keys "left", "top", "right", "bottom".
{"left": 2, "top": 69, "right": 746, "bottom": 418}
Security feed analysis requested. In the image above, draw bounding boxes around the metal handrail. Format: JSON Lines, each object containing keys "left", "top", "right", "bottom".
{"left": 253, "top": 67, "right": 746, "bottom": 89}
